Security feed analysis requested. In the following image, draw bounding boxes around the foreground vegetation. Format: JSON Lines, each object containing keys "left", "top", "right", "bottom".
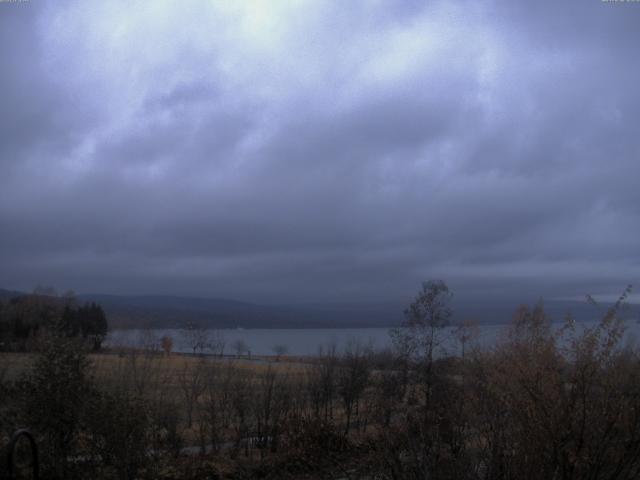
{"left": 1, "top": 282, "right": 639, "bottom": 479}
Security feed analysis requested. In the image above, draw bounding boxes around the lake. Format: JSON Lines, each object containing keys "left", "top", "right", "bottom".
{"left": 106, "top": 320, "right": 640, "bottom": 356}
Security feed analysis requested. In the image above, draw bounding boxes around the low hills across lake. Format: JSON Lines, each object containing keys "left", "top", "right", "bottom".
{"left": 2, "top": 288, "right": 633, "bottom": 330}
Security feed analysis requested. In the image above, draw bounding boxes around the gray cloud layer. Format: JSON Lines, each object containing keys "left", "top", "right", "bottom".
{"left": 1, "top": 0, "right": 639, "bottom": 303}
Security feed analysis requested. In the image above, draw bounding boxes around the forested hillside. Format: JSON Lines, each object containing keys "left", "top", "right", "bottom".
{"left": 0, "top": 292, "right": 108, "bottom": 351}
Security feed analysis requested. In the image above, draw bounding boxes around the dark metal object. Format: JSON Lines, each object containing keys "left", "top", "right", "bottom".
{"left": 2, "top": 429, "right": 38, "bottom": 480}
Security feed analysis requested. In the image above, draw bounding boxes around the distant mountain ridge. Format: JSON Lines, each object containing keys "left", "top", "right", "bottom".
{"left": 78, "top": 293, "right": 404, "bottom": 329}
{"left": 2, "top": 288, "right": 635, "bottom": 329}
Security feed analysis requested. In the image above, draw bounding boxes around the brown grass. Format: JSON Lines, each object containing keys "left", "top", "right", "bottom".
{"left": 1, "top": 351, "right": 309, "bottom": 384}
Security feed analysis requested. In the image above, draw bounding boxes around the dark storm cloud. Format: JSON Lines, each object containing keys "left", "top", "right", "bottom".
{"left": 1, "top": 0, "right": 639, "bottom": 303}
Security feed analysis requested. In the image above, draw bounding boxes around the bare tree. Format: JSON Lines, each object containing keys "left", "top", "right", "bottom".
{"left": 466, "top": 286, "right": 640, "bottom": 480}
{"left": 391, "top": 280, "right": 452, "bottom": 407}
{"left": 272, "top": 344, "right": 288, "bottom": 361}
{"left": 230, "top": 368, "right": 253, "bottom": 457}
{"left": 233, "top": 338, "right": 248, "bottom": 358}
{"left": 182, "top": 322, "right": 209, "bottom": 356}
{"left": 338, "top": 340, "right": 372, "bottom": 435}
{"left": 207, "top": 329, "right": 226, "bottom": 357}
{"left": 137, "top": 328, "right": 159, "bottom": 354}
{"left": 201, "top": 360, "right": 237, "bottom": 454}
{"left": 254, "top": 366, "right": 291, "bottom": 456}
{"left": 178, "top": 357, "right": 207, "bottom": 428}
{"left": 453, "top": 319, "right": 479, "bottom": 360}
{"left": 307, "top": 343, "right": 338, "bottom": 422}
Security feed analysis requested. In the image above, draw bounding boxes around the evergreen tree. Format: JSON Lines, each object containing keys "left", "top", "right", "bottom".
{"left": 20, "top": 333, "right": 95, "bottom": 478}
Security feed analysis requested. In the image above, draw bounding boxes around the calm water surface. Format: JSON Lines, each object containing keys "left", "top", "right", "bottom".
{"left": 106, "top": 321, "right": 640, "bottom": 356}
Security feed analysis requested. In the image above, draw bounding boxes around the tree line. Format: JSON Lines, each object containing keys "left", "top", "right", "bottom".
{"left": 0, "top": 291, "right": 108, "bottom": 351}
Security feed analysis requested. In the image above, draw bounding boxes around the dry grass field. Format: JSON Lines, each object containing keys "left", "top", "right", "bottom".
{"left": 0, "top": 344, "right": 387, "bottom": 386}
{"left": 1, "top": 350, "right": 309, "bottom": 379}
{"left": 1, "top": 349, "right": 316, "bottom": 454}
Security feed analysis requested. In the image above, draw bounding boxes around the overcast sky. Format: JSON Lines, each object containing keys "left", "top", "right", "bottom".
{"left": 1, "top": 0, "right": 639, "bottom": 304}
